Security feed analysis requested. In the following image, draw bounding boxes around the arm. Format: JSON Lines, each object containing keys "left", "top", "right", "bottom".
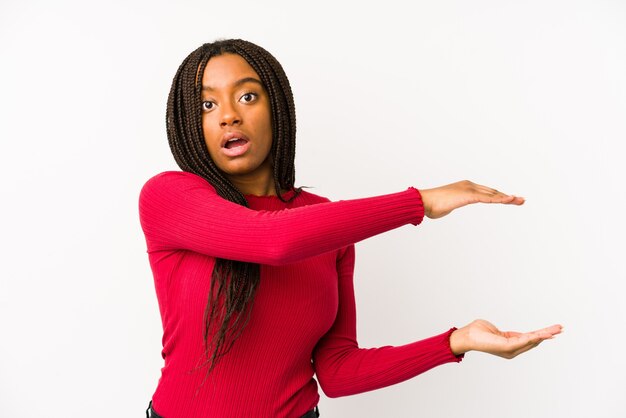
{"left": 312, "top": 245, "right": 463, "bottom": 398}
{"left": 138, "top": 171, "right": 424, "bottom": 266}
{"left": 310, "top": 248, "right": 563, "bottom": 398}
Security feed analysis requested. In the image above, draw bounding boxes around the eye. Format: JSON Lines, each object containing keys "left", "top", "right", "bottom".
{"left": 201, "top": 101, "right": 215, "bottom": 112}
{"left": 239, "top": 92, "right": 258, "bottom": 103}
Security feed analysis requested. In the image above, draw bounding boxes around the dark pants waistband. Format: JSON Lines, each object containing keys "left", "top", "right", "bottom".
{"left": 301, "top": 405, "right": 320, "bottom": 418}
{"left": 146, "top": 401, "right": 319, "bottom": 418}
{"left": 146, "top": 401, "right": 162, "bottom": 418}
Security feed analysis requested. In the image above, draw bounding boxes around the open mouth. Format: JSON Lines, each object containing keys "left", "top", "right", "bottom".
{"left": 224, "top": 138, "right": 249, "bottom": 149}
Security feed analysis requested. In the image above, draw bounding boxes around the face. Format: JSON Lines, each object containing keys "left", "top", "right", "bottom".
{"left": 200, "top": 53, "right": 273, "bottom": 190}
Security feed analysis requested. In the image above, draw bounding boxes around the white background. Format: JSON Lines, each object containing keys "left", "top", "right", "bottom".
{"left": 1, "top": 1, "right": 625, "bottom": 417}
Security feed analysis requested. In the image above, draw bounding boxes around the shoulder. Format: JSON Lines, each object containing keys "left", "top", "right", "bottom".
{"left": 140, "top": 170, "right": 217, "bottom": 196}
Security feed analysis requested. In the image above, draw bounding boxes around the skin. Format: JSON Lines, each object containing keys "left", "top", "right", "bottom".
{"left": 199, "top": 53, "right": 563, "bottom": 358}
{"left": 201, "top": 53, "right": 276, "bottom": 196}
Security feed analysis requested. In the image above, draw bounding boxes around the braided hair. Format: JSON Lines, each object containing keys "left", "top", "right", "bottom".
{"left": 166, "top": 39, "right": 300, "bottom": 375}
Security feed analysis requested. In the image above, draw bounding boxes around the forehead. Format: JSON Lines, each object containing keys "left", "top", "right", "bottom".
{"left": 200, "top": 53, "right": 261, "bottom": 90}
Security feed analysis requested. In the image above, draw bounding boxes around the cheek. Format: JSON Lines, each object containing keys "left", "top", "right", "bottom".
{"left": 201, "top": 119, "right": 219, "bottom": 152}
{"left": 256, "top": 108, "right": 273, "bottom": 142}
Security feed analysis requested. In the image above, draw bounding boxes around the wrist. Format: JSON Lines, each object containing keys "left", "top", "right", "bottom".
{"left": 418, "top": 188, "right": 433, "bottom": 218}
{"left": 449, "top": 326, "right": 470, "bottom": 356}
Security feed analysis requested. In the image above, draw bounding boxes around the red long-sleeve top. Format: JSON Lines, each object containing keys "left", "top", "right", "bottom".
{"left": 139, "top": 171, "right": 463, "bottom": 418}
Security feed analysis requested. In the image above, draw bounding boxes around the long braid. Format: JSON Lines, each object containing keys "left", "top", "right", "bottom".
{"left": 165, "top": 39, "right": 300, "bottom": 377}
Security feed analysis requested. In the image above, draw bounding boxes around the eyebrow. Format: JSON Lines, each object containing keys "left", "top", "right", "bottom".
{"left": 202, "top": 77, "right": 263, "bottom": 92}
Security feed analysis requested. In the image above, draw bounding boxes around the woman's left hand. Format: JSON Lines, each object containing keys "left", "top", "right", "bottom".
{"left": 449, "top": 319, "right": 563, "bottom": 359}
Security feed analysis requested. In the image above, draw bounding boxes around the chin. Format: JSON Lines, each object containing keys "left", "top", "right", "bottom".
{"left": 219, "top": 162, "right": 263, "bottom": 177}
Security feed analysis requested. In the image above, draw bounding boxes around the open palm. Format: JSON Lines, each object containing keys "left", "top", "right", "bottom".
{"left": 450, "top": 319, "right": 563, "bottom": 359}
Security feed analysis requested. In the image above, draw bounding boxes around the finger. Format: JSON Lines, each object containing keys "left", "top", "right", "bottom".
{"left": 495, "top": 326, "right": 561, "bottom": 359}
{"left": 505, "top": 326, "right": 560, "bottom": 341}
{"left": 474, "top": 184, "right": 512, "bottom": 197}
{"left": 498, "top": 194, "right": 517, "bottom": 203}
{"left": 510, "top": 333, "right": 539, "bottom": 347}
{"left": 471, "top": 185, "right": 511, "bottom": 197}
{"left": 472, "top": 184, "right": 525, "bottom": 204}
{"left": 503, "top": 331, "right": 543, "bottom": 352}
{"left": 503, "top": 333, "right": 546, "bottom": 358}
{"left": 502, "top": 195, "right": 525, "bottom": 204}
{"left": 466, "top": 181, "right": 517, "bottom": 195}
{"left": 474, "top": 185, "right": 507, "bottom": 196}
{"left": 472, "top": 183, "right": 500, "bottom": 193}
{"left": 473, "top": 193, "right": 517, "bottom": 204}
{"left": 486, "top": 195, "right": 525, "bottom": 205}
{"left": 531, "top": 324, "right": 563, "bottom": 336}
{"left": 517, "top": 331, "right": 556, "bottom": 349}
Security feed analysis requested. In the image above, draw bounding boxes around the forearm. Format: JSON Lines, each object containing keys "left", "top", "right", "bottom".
{"left": 313, "top": 328, "right": 463, "bottom": 398}
{"left": 313, "top": 246, "right": 462, "bottom": 398}
{"left": 139, "top": 171, "right": 425, "bottom": 265}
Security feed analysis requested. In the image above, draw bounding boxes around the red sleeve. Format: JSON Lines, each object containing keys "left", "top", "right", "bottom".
{"left": 312, "top": 245, "right": 464, "bottom": 398}
{"left": 138, "top": 171, "right": 424, "bottom": 266}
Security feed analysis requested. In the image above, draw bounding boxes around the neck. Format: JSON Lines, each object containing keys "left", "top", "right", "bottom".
{"left": 228, "top": 160, "right": 279, "bottom": 197}
{"left": 231, "top": 178, "right": 277, "bottom": 196}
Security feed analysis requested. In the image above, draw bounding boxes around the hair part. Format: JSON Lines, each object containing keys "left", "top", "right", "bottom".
{"left": 166, "top": 39, "right": 300, "bottom": 377}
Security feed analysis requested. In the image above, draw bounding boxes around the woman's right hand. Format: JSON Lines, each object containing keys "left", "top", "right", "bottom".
{"left": 419, "top": 180, "right": 525, "bottom": 219}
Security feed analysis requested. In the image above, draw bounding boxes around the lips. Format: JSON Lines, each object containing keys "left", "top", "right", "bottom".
{"left": 221, "top": 131, "right": 250, "bottom": 148}
{"left": 221, "top": 131, "right": 250, "bottom": 157}
{"left": 225, "top": 138, "right": 248, "bottom": 149}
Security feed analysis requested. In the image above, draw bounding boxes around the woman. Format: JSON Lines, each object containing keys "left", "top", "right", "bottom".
{"left": 139, "top": 39, "right": 562, "bottom": 418}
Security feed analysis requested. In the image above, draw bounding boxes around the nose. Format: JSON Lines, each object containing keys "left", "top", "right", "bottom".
{"left": 219, "top": 102, "right": 241, "bottom": 127}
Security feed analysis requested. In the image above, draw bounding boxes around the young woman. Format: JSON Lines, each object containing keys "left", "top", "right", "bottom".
{"left": 139, "top": 39, "right": 562, "bottom": 418}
